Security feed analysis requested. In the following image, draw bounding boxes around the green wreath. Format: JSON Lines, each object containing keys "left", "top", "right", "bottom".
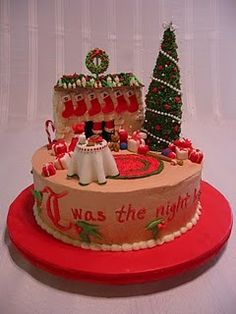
{"left": 85, "top": 48, "right": 109, "bottom": 77}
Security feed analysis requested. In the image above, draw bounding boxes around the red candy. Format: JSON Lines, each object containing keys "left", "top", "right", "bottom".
{"left": 42, "top": 162, "right": 56, "bottom": 177}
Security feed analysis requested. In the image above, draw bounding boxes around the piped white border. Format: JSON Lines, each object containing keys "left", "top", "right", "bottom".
{"left": 33, "top": 202, "right": 202, "bottom": 252}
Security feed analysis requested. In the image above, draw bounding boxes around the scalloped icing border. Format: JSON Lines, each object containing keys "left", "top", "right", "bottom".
{"left": 33, "top": 202, "right": 202, "bottom": 252}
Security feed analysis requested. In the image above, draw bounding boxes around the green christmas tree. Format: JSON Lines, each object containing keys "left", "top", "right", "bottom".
{"left": 142, "top": 22, "right": 183, "bottom": 151}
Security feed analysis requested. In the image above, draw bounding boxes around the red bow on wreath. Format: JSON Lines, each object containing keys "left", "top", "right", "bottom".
{"left": 92, "top": 48, "right": 103, "bottom": 58}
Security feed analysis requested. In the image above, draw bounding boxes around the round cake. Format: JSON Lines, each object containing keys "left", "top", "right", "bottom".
{"left": 32, "top": 43, "right": 204, "bottom": 252}
{"left": 32, "top": 146, "right": 202, "bottom": 251}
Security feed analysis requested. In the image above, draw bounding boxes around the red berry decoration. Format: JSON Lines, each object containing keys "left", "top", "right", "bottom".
{"left": 173, "top": 125, "right": 179, "bottom": 133}
{"left": 155, "top": 124, "right": 161, "bottom": 131}
{"left": 158, "top": 65, "right": 163, "bottom": 71}
{"left": 152, "top": 87, "right": 158, "bottom": 93}
{"left": 75, "top": 225, "right": 83, "bottom": 234}
{"left": 173, "top": 67, "right": 177, "bottom": 72}
{"left": 158, "top": 222, "right": 166, "bottom": 230}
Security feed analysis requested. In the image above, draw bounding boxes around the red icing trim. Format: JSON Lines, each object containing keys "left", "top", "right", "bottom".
{"left": 41, "top": 186, "right": 71, "bottom": 231}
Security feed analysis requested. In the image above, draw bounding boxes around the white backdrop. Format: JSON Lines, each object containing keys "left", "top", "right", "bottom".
{"left": 1, "top": 0, "right": 236, "bottom": 124}
{"left": 1, "top": 1, "right": 236, "bottom": 314}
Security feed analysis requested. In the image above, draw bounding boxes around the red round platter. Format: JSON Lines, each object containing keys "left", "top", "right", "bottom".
{"left": 7, "top": 181, "right": 233, "bottom": 285}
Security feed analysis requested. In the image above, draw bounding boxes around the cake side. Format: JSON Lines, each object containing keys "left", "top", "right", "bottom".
{"left": 32, "top": 146, "right": 202, "bottom": 251}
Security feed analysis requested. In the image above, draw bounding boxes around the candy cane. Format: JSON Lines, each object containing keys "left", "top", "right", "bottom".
{"left": 45, "top": 120, "right": 55, "bottom": 149}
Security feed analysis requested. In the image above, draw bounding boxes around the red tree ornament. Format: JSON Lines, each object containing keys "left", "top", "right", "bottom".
{"left": 174, "top": 96, "right": 181, "bottom": 103}
{"left": 164, "top": 103, "right": 171, "bottom": 111}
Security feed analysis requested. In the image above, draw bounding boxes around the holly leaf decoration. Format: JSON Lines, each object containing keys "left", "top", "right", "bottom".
{"left": 32, "top": 189, "right": 43, "bottom": 214}
{"left": 75, "top": 221, "right": 102, "bottom": 243}
{"left": 146, "top": 218, "right": 164, "bottom": 240}
{"left": 146, "top": 218, "right": 164, "bottom": 230}
{"left": 32, "top": 190, "right": 43, "bottom": 203}
{"left": 80, "top": 231, "right": 90, "bottom": 243}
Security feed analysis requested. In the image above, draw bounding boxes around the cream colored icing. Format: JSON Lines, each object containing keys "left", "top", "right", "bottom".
{"left": 33, "top": 202, "right": 202, "bottom": 251}
{"left": 32, "top": 147, "right": 202, "bottom": 251}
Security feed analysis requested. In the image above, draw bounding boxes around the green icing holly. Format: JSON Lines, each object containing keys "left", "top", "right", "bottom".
{"left": 146, "top": 218, "right": 165, "bottom": 239}
{"left": 32, "top": 189, "right": 43, "bottom": 214}
{"left": 75, "top": 221, "right": 102, "bottom": 243}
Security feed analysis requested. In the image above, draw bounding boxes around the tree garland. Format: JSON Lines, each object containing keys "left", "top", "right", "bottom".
{"left": 151, "top": 77, "right": 182, "bottom": 95}
{"left": 159, "top": 49, "right": 178, "bottom": 65}
{"left": 146, "top": 107, "right": 182, "bottom": 123}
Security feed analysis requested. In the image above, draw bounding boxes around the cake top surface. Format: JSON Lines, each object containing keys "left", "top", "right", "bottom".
{"left": 32, "top": 146, "right": 202, "bottom": 193}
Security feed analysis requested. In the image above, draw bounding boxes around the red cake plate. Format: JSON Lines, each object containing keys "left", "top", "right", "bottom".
{"left": 7, "top": 181, "right": 233, "bottom": 285}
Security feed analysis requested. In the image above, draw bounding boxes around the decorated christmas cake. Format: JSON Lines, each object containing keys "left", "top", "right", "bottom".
{"left": 32, "top": 23, "right": 204, "bottom": 251}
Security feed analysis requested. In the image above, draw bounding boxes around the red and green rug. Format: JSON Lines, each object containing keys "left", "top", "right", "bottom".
{"left": 113, "top": 154, "right": 164, "bottom": 179}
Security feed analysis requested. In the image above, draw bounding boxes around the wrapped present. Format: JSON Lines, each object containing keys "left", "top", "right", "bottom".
{"left": 189, "top": 149, "right": 204, "bottom": 164}
{"left": 127, "top": 131, "right": 145, "bottom": 153}
{"left": 68, "top": 137, "right": 78, "bottom": 152}
{"left": 54, "top": 152, "right": 72, "bottom": 170}
{"left": 173, "top": 138, "right": 193, "bottom": 150}
{"left": 68, "top": 134, "right": 86, "bottom": 152}
{"left": 168, "top": 143, "right": 176, "bottom": 152}
{"left": 176, "top": 146, "right": 188, "bottom": 160}
{"left": 52, "top": 139, "right": 67, "bottom": 156}
{"left": 42, "top": 162, "right": 56, "bottom": 177}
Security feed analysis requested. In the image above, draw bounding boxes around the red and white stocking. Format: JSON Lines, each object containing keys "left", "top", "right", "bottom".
{"left": 74, "top": 94, "right": 87, "bottom": 117}
{"left": 101, "top": 92, "right": 114, "bottom": 114}
{"left": 127, "top": 90, "right": 139, "bottom": 113}
{"left": 92, "top": 121, "right": 103, "bottom": 134}
{"left": 88, "top": 93, "right": 101, "bottom": 117}
{"left": 115, "top": 91, "right": 128, "bottom": 113}
{"left": 104, "top": 120, "right": 114, "bottom": 133}
{"left": 62, "top": 95, "right": 74, "bottom": 118}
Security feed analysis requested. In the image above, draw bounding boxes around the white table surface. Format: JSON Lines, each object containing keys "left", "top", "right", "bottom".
{"left": 1, "top": 118, "right": 235, "bottom": 314}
